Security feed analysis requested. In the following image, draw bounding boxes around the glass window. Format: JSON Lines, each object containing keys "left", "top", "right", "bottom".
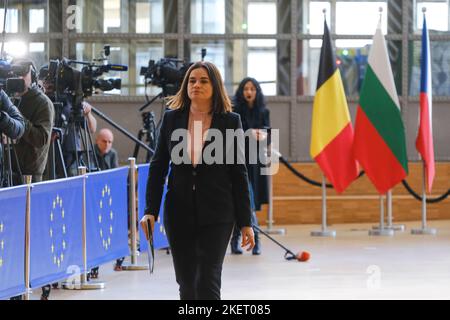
{"left": 29, "top": 9, "right": 46, "bottom": 33}
{"left": 410, "top": 40, "right": 450, "bottom": 96}
{"left": 187, "top": 39, "right": 278, "bottom": 96}
{"left": 248, "top": 48, "right": 277, "bottom": 95}
{"left": 4, "top": 40, "right": 28, "bottom": 58}
{"left": 104, "top": 0, "right": 121, "bottom": 33}
{"left": 29, "top": 42, "right": 48, "bottom": 69}
{"left": 416, "top": 2, "right": 449, "bottom": 31}
{"left": 189, "top": 0, "right": 225, "bottom": 34}
{"left": 336, "top": 1, "right": 387, "bottom": 48}
{"left": 248, "top": 2, "right": 277, "bottom": 35}
{"left": 74, "top": 0, "right": 163, "bottom": 33}
{"left": 136, "top": 0, "right": 163, "bottom": 33}
{"left": 0, "top": 8, "right": 19, "bottom": 33}
{"left": 307, "top": 1, "right": 331, "bottom": 34}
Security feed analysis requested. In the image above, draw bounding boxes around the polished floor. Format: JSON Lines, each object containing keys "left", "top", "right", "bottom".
{"left": 30, "top": 220, "right": 450, "bottom": 300}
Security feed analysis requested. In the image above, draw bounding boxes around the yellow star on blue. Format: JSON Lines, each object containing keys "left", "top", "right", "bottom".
{"left": 98, "top": 184, "right": 114, "bottom": 251}
{"left": 49, "top": 194, "right": 68, "bottom": 268}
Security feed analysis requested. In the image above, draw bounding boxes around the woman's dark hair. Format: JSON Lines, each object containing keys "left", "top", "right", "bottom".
{"left": 166, "top": 61, "right": 232, "bottom": 113}
{"left": 233, "top": 77, "right": 266, "bottom": 114}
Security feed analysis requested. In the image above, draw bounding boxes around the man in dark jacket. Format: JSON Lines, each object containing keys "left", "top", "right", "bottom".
{"left": 12, "top": 58, "right": 54, "bottom": 183}
{"left": 0, "top": 89, "right": 25, "bottom": 187}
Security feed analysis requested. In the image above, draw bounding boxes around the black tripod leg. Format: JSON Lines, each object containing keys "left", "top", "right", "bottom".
{"left": 133, "top": 129, "right": 145, "bottom": 160}
{"left": 48, "top": 136, "right": 56, "bottom": 180}
{"left": 84, "top": 119, "right": 100, "bottom": 172}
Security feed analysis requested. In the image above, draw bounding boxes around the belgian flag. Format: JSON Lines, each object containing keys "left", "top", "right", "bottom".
{"left": 310, "top": 20, "right": 358, "bottom": 193}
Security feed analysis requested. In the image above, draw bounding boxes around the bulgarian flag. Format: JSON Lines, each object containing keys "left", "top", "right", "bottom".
{"left": 416, "top": 15, "right": 435, "bottom": 193}
{"left": 353, "top": 24, "right": 408, "bottom": 194}
{"left": 310, "top": 20, "right": 358, "bottom": 193}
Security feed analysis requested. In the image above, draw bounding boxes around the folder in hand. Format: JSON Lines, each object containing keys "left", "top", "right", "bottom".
{"left": 142, "top": 218, "right": 154, "bottom": 274}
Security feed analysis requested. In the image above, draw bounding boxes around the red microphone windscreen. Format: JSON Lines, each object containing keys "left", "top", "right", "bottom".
{"left": 297, "top": 251, "right": 310, "bottom": 262}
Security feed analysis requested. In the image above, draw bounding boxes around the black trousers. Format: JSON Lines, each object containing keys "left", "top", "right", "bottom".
{"left": 165, "top": 217, "right": 234, "bottom": 300}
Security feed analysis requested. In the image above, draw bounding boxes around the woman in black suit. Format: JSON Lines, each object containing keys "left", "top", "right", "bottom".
{"left": 141, "top": 61, "right": 255, "bottom": 300}
{"left": 230, "top": 77, "right": 270, "bottom": 255}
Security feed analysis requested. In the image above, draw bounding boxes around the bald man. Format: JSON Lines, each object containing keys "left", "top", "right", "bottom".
{"left": 94, "top": 128, "right": 123, "bottom": 275}
{"left": 95, "top": 128, "right": 119, "bottom": 170}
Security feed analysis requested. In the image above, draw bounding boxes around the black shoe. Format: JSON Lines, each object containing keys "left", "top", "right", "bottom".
{"left": 252, "top": 232, "right": 261, "bottom": 255}
{"left": 231, "top": 244, "right": 243, "bottom": 254}
{"left": 230, "top": 227, "right": 243, "bottom": 254}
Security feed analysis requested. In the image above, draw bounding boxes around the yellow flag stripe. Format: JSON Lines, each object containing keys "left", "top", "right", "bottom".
{"left": 310, "top": 69, "right": 351, "bottom": 158}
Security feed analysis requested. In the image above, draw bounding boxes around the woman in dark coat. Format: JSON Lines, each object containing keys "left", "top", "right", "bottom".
{"left": 141, "top": 62, "right": 255, "bottom": 300}
{"left": 230, "top": 77, "right": 270, "bottom": 255}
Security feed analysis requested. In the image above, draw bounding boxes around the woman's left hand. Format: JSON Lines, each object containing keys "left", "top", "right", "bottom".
{"left": 241, "top": 226, "right": 255, "bottom": 251}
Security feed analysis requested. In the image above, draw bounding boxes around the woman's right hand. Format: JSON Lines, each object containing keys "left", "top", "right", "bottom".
{"left": 241, "top": 226, "right": 255, "bottom": 251}
{"left": 139, "top": 215, "right": 155, "bottom": 240}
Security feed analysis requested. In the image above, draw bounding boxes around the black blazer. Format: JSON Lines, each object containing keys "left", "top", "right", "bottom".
{"left": 145, "top": 107, "right": 252, "bottom": 228}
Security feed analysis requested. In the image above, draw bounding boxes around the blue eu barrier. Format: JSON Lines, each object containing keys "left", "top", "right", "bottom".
{"left": 29, "top": 177, "right": 84, "bottom": 288}
{"left": 0, "top": 186, "right": 27, "bottom": 299}
{"left": 137, "top": 164, "right": 169, "bottom": 250}
{"left": 0, "top": 162, "right": 169, "bottom": 299}
{"left": 85, "top": 167, "right": 129, "bottom": 269}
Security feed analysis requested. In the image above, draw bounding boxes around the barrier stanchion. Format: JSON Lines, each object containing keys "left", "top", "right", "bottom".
{"left": 369, "top": 194, "right": 394, "bottom": 236}
{"left": 412, "top": 163, "right": 437, "bottom": 235}
{"left": 122, "top": 158, "right": 149, "bottom": 270}
{"left": 263, "top": 147, "right": 285, "bottom": 235}
{"left": 311, "top": 175, "right": 336, "bottom": 237}
{"left": 63, "top": 167, "right": 105, "bottom": 290}
{"left": 23, "top": 175, "right": 32, "bottom": 300}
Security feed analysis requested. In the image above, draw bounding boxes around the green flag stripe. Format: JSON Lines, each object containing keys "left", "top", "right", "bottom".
{"left": 359, "top": 65, "right": 408, "bottom": 173}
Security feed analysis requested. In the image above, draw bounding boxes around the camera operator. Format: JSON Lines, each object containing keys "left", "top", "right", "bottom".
{"left": 0, "top": 88, "right": 25, "bottom": 187}
{"left": 11, "top": 58, "right": 54, "bottom": 184}
{"left": 8, "top": 59, "right": 54, "bottom": 300}
{"left": 38, "top": 64, "right": 97, "bottom": 177}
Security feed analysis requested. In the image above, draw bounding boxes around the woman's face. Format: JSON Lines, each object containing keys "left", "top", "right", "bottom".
{"left": 243, "top": 81, "right": 257, "bottom": 106}
{"left": 187, "top": 67, "right": 213, "bottom": 104}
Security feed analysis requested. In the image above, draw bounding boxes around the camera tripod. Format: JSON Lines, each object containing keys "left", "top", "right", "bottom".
{"left": 133, "top": 111, "right": 157, "bottom": 163}
{"left": 67, "top": 112, "right": 100, "bottom": 174}
{"left": 0, "top": 136, "right": 17, "bottom": 187}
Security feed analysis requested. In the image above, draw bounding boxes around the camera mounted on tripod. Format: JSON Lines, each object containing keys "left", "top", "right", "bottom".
{"left": 0, "top": 59, "right": 34, "bottom": 96}
{"left": 140, "top": 58, "right": 192, "bottom": 97}
{"left": 43, "top": 46, "right": 128, "bottom": 99}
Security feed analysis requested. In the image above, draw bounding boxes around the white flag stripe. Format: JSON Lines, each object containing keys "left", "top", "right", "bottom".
{"left": 368, "top": 27, "right": 400, "bottom": 109}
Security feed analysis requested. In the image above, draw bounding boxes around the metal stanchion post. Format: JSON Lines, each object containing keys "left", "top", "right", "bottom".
{"left": 311, "top": 175, "right": 336, "bottom": 237}
{"left": 122, "top": 158, "right": 149, "bottom": 270}
{"left": 263, "top": 146, "right": 285, "bottom": 234}
{"left": 369, "top": 194, "right": 394, "bottom": 236}
{"left": 23, "top": 175, "right": 32, "bottom": 300}
{"left": 63, "top": 167, "right": 105, "bottom": 290}
{"left": 412, "top": 163, "right": 437, "bottom": 235}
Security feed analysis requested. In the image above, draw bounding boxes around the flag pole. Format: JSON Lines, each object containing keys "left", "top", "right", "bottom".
{"left": 411, "top": 8, "right": 437, "bottom": 236}
{"left": 382, "top": 190, "right": 405, "bottom": 231}
{"left": 370, "top": 193, "right": 394, "bottom": 236}
{"left": 311, "top": 174, "right": 336, "bottom": 237}
{"left": 411, "top": 161, "right": 437, "bottom": 235}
